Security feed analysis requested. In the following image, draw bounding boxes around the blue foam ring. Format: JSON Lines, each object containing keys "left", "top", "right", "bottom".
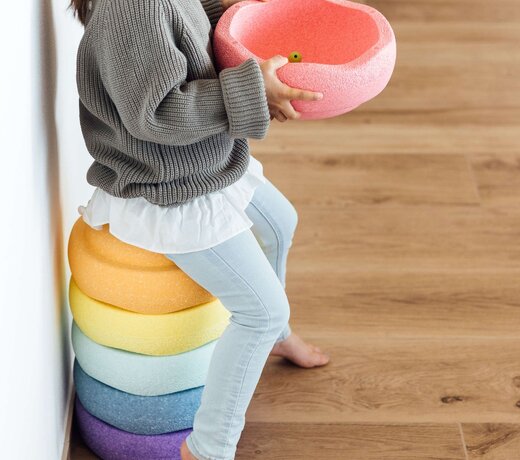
{"left": 73, "top": 359, "right": 203, "bottom": 435}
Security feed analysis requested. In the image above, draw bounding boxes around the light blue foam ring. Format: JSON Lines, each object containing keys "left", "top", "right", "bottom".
{"left": 71, "top": 321, "right": 217, "bottom": 396}
{"left": 73, "top": 359, "right": 203, "bottom": 435}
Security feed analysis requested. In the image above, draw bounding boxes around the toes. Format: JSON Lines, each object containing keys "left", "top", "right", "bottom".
{"left": 310, "top": 345, "right": 324, "bottom": 356}
{"left": 313, "top": 351, "right": 330, "bottom": 366}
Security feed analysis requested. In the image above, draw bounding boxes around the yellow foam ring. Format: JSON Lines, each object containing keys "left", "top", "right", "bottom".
{"left": 69, "top": 278, "right": 230, "bottom": 356}
{"left": 67, "top": 217, "right": 215, "bottom": 314}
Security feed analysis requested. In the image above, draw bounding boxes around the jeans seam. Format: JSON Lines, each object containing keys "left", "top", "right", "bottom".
{"left": 207, "top": 246, "right": 273, "bottom": 459}
{"left": 249, "top": 200, "right": 284, "bottom": 284}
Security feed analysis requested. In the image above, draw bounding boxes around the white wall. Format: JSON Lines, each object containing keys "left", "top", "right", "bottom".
{"left": 0, "top": 1, "right": 93, "bottom": 458}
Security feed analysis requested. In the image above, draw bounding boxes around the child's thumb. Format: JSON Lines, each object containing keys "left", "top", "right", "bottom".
{"left": 271, "top": 55, "right": 289, "bottom": 69}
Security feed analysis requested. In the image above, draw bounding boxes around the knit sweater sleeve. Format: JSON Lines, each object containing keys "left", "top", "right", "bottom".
{"left": 199, "top": 0, "right": 225, "bottom": 28}
{"left": 97, "top": 0, "right": 270, "bottom": 145}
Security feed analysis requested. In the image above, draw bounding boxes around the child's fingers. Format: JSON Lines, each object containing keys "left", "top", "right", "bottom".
{"left": 274, "top": 111, "right": 288, "bottom": 122}
{"left": 287, "top": 88, "right": 323, "bottom": 102}
{"left": 266, "top": 55, "right": 289, "bottom": 71}
{"left": 280, "top": 101, "right": 301, "bottom": 120}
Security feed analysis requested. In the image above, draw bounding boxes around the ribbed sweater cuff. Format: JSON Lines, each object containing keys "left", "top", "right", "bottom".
{"left": 219, "top": 58, "right": 271, "bottom": 140}
{"left": 200, "top": 0, "right": 224, "bottom": 29}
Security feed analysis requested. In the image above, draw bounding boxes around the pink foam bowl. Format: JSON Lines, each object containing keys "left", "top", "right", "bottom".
{"left": 213, "top": 0, "right": 396, "bottom": 120}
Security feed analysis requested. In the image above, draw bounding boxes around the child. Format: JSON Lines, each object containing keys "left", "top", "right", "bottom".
{"left": 71, "top": 0, "right": 329, "bottom": 458}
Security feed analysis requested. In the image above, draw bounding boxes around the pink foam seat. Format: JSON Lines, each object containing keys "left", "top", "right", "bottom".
{"left": 214, "top": 0, "right": 396, "bottom": 119}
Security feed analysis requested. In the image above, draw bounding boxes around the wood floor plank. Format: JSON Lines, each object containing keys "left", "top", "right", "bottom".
{"left": 70, "top": 419, "right": 99, "bottom": 459}
{"left": 469, "top": 154, "right": 520, "bottom": 208}
{"left": 257, "top": 153, "right": 479, "bottom": 207}
{"left": 236, "top": 422, "right": 467, "bottom": 460}
{"left": 70, "top": 443, "right": 97, "bottom": 460}
{"left": 393, "top": 23, "right": 520, "bottom": 44}
{"left": 289, "top": 205, "right": 520, "bottom": 273}
{"left": 247, "top": 338, "right": 520, "bottom": 424}
{"left": 285, "top": 271, "right": 520, "bottom": 339}
{"left": 250, "top": 114, "right": 520, "bottom": 156}
{"left": 364, "top": 0, "right": 520, "bottom": 23}
{"left": 370, "top": 46, "right": 520, "bottom": 114}
{"left": 462, "top": 424, "right": 520, "bottom": 459}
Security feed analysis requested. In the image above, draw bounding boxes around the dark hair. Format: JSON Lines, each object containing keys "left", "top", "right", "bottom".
{"left": 69, "top": 0, "right": 89, "bottom": 25}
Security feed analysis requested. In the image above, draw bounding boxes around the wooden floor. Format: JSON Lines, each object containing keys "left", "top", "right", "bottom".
{"left": 71, "top": 0, "right": 520, "bottom": 458}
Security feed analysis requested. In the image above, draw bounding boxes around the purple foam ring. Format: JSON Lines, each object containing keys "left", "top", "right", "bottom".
{"left": 75, "top": 397, "right": 191, "bottom": 460}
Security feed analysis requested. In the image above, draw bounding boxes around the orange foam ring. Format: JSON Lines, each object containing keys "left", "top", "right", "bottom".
{"left": 67, "top": 217, "right": 215, "bottom": 314}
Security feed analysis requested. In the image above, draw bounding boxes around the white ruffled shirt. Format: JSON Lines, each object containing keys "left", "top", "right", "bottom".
{"left": 78, "top": 155, "right": 266, "bottom": 254}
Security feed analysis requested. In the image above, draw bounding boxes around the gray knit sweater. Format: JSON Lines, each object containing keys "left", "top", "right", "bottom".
{"left": 77, "top": 0, "right": 271, "bottom": 207}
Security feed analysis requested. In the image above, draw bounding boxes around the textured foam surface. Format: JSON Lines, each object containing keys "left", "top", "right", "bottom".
{"left": 69, "top": 278, "right": 230, "bottom": 356}
{"left": 68, "top": 217, "right": 215, "bottom": 314}
{"left": 74, "top": 360, "right": 202, "bottom": 435}
{"left": 214, "top": 0, "right": 396, "bottom": 119}
{"left": 72, "top": 321, "right": 217, "bottom": 396}
{"left": 75, "top": 397, "right": 190, "bottom": 460}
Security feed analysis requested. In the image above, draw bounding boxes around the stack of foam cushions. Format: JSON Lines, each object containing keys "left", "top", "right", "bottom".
{"left": 67, "top": 217, "right": 230, "bottom": 459}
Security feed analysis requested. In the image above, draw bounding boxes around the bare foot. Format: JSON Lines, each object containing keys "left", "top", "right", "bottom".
{"left": 270, "top": 333, "right": 330, "bottom": 368}
{"left": 180, "top": 440, "right": 198, "bottom": 460}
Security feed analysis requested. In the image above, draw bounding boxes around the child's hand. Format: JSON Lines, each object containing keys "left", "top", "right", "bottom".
{"left": 259, "top": 55, "right": 323, "bottom": 122}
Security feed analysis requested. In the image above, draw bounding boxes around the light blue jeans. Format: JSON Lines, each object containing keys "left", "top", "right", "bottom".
{"left": 164, "top": 178, "right": 297, "bottom": 460}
